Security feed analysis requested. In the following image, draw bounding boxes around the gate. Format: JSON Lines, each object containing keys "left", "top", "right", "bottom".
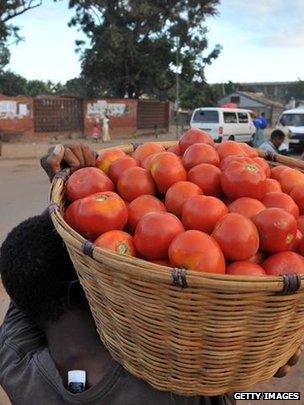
{"left": 137, "top": 100, "right": 169, "bottom": 130}
{"left": 34, "top": 97, "right": 83, "bottom": 132}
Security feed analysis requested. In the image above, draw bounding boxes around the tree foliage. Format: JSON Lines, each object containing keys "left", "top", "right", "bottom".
{"left": 0, "top": 1, "right": 42, "bottom": 69}
{"left": 68, "top": 0, "right": 221, "bottom": 98}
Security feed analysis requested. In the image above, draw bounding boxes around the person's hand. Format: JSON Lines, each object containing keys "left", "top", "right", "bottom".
{"left": 40, "top": 142, "right": 97, "bottom": 181}
{"left": 274, "top": 343, "right": 303, "bottom": 378}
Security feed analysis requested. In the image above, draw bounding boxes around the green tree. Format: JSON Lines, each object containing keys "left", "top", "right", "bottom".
{"left": 286, "top": 80, "right": 304, "bottom": 103}
{"left": 26, "top": 79, "right": 54, "bottom": 96}
{"left": 69, "top": 0, "right": 221, "bottom": 98}
{"left": 0, "top": 70, "right": 27, "bottom": 95}
{"left": 0, "top": 1, "right": 42, "bottom": 70}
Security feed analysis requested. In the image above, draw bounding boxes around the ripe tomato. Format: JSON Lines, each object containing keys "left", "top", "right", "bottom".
{"left": 252, "top": 208, "right": 297, "bottom": 253}
{"left": 167, "top": 144, "right": 180, "bottom": 156}
{"left": 212, "top": 213, "right": 259, "bottom": 261}
{"left": 141, "top": 153, "right": 160, "bottom": 170}
{"left": 127, "top": 195, "right": 167, "bottom": 233}
{"left": 265, "top": 178, "right": 282, "bottom": 193}
{"left": 271, "top": 165, "right": 289, "bottom": 181}
{"left": 262, "top": 251, "right": 304, "bottom": 275}
{"left": 108, "top": 156, "right": 138, "bottom": 185}
{"left": 278, "top": 168, "right": 304, "bottom": 194}
{"left": 253, "top": 157, "right": 271, "bottom": 178}
{"left": 216, "top": 141, "right": 247, "bottom": 160}
{"left": 168, "top": 230, "right": 226, "bottom": 274}
{"left": 290, "top": 229, "right": 303, "bottom": 252}
{"left": 96, "top": 149, "right": 126, "bottom": 173}
{"left": 165, "top": 181, "right": 202, "bottom": 217}
{"left": 66, "top": 167, "right": 114, "bottom": 202}
{"left": 70, "top": 191, "right": 128, "bottom": 240}
{"left": 290, "top": 185, "right": 304, "bottom": 215}
{"left": 133, "top": 142, "right": 165, "bottom": 164}
{"left": 95, "top": 230, "right": 136, "bottom": 257}
{"left": 179, "top": 128, "right": 214, "bottom": 154}
{"left": 188, "top": 163, "right": 223, "bottom": 197}
{"left": 239, "top": 143, "right": 258, "bottom": 158}
{"left": 182, "top": 195, "right": 228, "bottom": 234}
{"left": 262, "top": 192, "right": 299, "bottom": 219}
{"left": 228, "top": 197, "right": 265, "bottom": 219}
{"left": 182, "top": 143, "right": 220, "bottom": 170}
{"left": 249, "top": 251, "right": 266, "bottom": 264}
{"left": 226, "top": 262, "right": 266, "bottom": 276}
{"left": 64, "top": 199, "right": 81, "bottom": 233}
{"left": 150, "top": 152, "right": 187, "bottom": 193}
{"left": 220, "top": 156, "right": 254, "bottom": 172}
{"left": 298, "top": 215, "right": 304, "bottom": 234}
{"left": 221, "top": 160, "right": 267, "bottom": 201}
{"left": 134, "top": 212, "right": 184, "bottom": 260}
{"left": 117, "top": 167, "right": 156, "bottom": 202}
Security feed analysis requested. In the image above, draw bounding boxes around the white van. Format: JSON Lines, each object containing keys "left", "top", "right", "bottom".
{"left": 277, "top": 107, "right": 304, "bottom": 149}
{"left": 190, "top": 107, "right": 255, "bottom": 142}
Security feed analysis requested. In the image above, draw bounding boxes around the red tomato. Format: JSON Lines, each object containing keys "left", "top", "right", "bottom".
{"left": 262, "top": 192, "right": 299, "bottom": 219}
{"left": 66, "top": 167, "right": 114, "bottom": 202}
{"left": 179, "top": 128, "right": 214, "bottom": 154}
{"left": 64, "top": 200, "right": 81, "bottom": 233}
{"left": 168, "top": 230, "right": 226, "bottom": 274}
{"left": 188, "top": 163, "right": 223, "bottom": 197}
{"left": 226, "top": 261, "right": 266, "bottom": 276}
{"left": 182, "top": 195, "right": 228, "bottom": 234}
{"left": 134, "top": 212, "right": 184, "bottom": 260}
{"left": 150, "top": 152, "right": 187, "bottom": 193}
{"left": 249, "top": 251, "right": 266, "bottom": 265}
{"left": 290, "top": 185, "right": 304, "bottom": 215}
{"left": 117, "top": 167, "right": 156, "bottom": 202}
{"left": 262, "top": 251, "right": 304, "bottom": 275}
{"left": 167, "top": 144, "right": 180, "bottom": 156}
{"left": 141, "top": 153, "right": 160, "bottom": 170}
{"left": 290, "top": 230, "right": 303, "bottom": 252}
{"left": 182, "top": 143, "right": 220, "bottom": 170}
{"left": 228, "top": 197, "right": 265, "bottom": 219}
{"left": 127, "top": 195, "right": 167, "bottom": 233}
{"left": 239, "top": 143, "right": 258, "bottom": 158}
{"left": 133, "top": 142, "right": 165, "bottom": 164}
{"left": 265, "top": 178, "right": 282, "bottom": 193}
{"left": 252, "top": 208, "right": 297, "bottom": 253}
{"left": 165, "top": 181, "right": 202, "bottom": 217}
{"left": 298, "top": 215, "right": 304, "bottom": 234}
{"left": 278, "top": 168, "right": 304, "bottom": 194}
{"left": 96, "top": 149, "right": 126, "bottom": 173}
{"left": 70, "top": 191, "right": 128, "bottom": 240}
{"left": 108, "top": 156, "right": 138, "bottom": 185}
{"left": 216, "top": 141, "right": 247, "bottom": 160}
{"left": 271, "top": 165, "right": 289, "bottom": 181}
{"left": 212, "top": 213, "right": 259, "bottom": 261}
{"left": 221, "top": 160, "right": 267, "bottom": 201}
{"left": 220, "top": 156, "right": 254, "bottom": 172}
{"left": 253, "top": 157, "right": 271, "bottom": 178}
{"left": 94, "top": 230, "right": 136, "bottom": 257}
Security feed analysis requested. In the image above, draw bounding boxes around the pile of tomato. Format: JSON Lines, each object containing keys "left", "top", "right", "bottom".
{"left": 64, "top": 128, "right": 304, "bottom": 277}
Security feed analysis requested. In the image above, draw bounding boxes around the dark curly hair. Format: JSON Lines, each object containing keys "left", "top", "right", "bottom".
{"left": 0, "top": 214, "right": 85, "bottom": 325}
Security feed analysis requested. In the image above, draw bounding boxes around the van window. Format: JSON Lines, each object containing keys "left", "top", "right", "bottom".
{"left": 192, "top": 110, "right": 219, "bottom": 123}
{"left": 224, "top": 112, "right": 237, "bottom": 124}
{"left": 238, "top": 112, "right": 249, "bottom": 123}
{"left": 281, "top": 114, "right": 304, "bottom": 127}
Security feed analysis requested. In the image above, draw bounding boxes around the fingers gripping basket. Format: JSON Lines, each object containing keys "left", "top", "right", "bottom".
{"left": 49, "top": 142, "right": 304, "bottom": 396}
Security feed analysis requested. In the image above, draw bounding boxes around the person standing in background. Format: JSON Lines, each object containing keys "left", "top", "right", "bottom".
{"left": 252, "top": 112, "right": 268, "bottom": 147}
{"left": 102, "top": 114, "right": 111, "bottom": 143}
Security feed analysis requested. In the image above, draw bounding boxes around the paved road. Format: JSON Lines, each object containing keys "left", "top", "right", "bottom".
{"left": 0, "top": 151, "right": 303, "bottom": 404}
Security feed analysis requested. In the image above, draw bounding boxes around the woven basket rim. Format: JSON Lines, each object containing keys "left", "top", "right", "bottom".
{"left": 49, "top": 140, "right": 304, "bottom": 294}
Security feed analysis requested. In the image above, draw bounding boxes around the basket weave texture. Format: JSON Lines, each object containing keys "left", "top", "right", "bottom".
{"left": 50, "top": 142, "right": 304, "bottom": 396}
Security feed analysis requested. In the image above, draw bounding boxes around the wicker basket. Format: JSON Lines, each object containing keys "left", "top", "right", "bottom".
{"left": 49, "top": 142, "right": 304, "bottom": 396}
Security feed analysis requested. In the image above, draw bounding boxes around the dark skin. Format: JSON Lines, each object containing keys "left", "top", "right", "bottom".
{"left": 40, "top": 142, "right": 302, "bottom": 388}
{"left": 271, "top": 135, "right": 285, "bottom": 149}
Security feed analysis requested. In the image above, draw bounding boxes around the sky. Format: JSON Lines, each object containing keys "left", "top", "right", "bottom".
{"left": 6, "top": 0, "right": 304, "bottom": 84}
